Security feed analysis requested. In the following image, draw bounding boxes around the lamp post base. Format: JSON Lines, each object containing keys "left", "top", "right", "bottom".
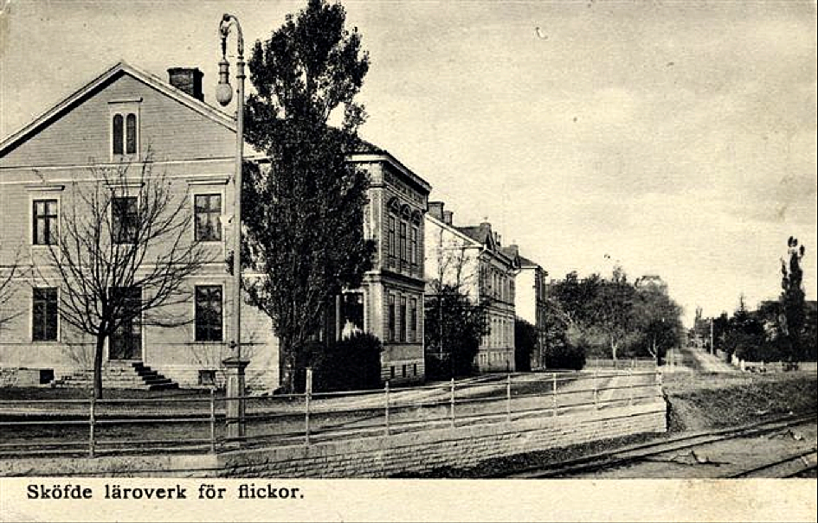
{"left": 222, "top": 356, "right": 250, "bottom": 440}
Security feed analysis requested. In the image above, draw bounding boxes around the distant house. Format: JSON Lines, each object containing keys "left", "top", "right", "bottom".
{"left": 0, "top": 61, "right": 278, "bottom": 389}
{"left": 424, "top": 201, "right": 518, "bottom": 372}
{"left": 511, "top": 251, "right": 548, "bottom": 370}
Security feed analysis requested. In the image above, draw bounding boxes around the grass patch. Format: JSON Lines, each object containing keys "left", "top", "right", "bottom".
{"left": 664, "top": 372, "right": 817, "bottom": 432}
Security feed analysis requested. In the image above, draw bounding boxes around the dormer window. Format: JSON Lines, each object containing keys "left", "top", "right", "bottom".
{"left": 109, "top": 99, "right": 141, "bottom": 159}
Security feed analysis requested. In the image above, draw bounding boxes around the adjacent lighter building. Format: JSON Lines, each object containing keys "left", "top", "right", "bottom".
{"left": 0, "top": 61, "right": 278, "bottom": 389}
{"left": 512, "top": 251, "right": 549, "bottom": 370}
{"left": 424, "top": 201, "right": 518, "bottom": 372}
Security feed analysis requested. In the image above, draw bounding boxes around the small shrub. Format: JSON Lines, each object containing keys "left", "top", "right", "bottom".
{"left": 309, "top": 332, "right": 383, "bottom": 392}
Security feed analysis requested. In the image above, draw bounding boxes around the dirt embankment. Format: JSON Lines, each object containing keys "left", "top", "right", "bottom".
{"left": 663, "top": 372, "right": 818, "bottom": 432}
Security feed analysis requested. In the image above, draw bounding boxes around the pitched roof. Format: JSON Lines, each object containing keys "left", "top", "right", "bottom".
{"left": 0, "top": 60, "right": 237, "bottom": 157}
{"left": 348, "top": 139, "right": 432, "bottom": 194}
{"left": 457, "top": 224, "right": 493, "bottom": 246}
{"left": 518, "top": 254, "right": 541, "bottom": 268}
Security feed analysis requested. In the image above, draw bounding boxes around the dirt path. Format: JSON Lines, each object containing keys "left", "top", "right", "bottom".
{"left": 681, "top": 345, "right": 737, "bottom": 373}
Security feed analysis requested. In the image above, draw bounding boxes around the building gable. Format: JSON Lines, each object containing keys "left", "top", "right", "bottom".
{"left": 0, "top": 62, "right": 238, "bottom": 168}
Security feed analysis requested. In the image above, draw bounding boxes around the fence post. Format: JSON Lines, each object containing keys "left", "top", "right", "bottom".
{"left": 305, "top": 368, "right": 313, "bottom": 446}
{"left": 209, "top": 387, "right": 216, "bottom": 453}
{"left": 506, "top": 374, "right": 512, "bottom": 423}
{"left": 551, "top": 372, "right": 558, "bottom": 417}
{"left": 88, "top": 396, "right": 96, "bottom": 458}
{"left": 656, "top": 368, "right": 663, "bottom": 397}
{"left": 628, "top": 369, "right": 634, "bottom": 407}
{"left": 450, "top": 378, "right": 456, "bottom": 428}
{"left": 593, "top": 370, "right": 599, "bottom": 410}
{"left": 384, "top": 380, "right": 390, "bottom": 436}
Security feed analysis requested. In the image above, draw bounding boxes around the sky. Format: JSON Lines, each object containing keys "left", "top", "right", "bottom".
{"left": 1, "top": 0, "right": 816, "bottom": 326}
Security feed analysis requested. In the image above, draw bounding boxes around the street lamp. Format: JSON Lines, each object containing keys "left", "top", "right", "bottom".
{"left": 217, "top": 13, "right": 247, "bottom": 440}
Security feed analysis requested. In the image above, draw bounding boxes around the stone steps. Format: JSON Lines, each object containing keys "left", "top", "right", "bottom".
{"left": 56, "top": 362, "right": 179, "bottom": 390}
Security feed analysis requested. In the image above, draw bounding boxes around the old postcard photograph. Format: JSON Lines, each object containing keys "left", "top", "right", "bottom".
{"left": 0, "top": 0, "right": 816, "bottom": 521}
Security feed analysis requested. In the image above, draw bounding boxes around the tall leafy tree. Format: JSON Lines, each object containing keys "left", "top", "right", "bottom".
{"left": 633, "top": 275, "right": 683, "bottom": 362}
{"left": 242, "top": 0, "right": 375, "bottom": 393}
{"left": 780, "top": 236, "right": 806, "bottom": 361}
{"left": 592, "top": 266, "right": 637, "bottom": 361}
{"left": 514, "top": 317, "right": 537, "bottom": 372}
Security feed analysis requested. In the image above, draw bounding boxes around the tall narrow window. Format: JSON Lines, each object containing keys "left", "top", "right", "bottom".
{"left": 409, "top": 297, "right": 417, "bottom": 343}
{"left": 399, "top": 222, "right": 407, "bottom": 265}
{"left": 125, "top": 114, "right": 137, "bottom": 154}
{"left": 32, "top": 288, "right": 58, "bottom": 341}
{"left": 195, "top": 285, "right": 223, "bottom": 342}
{"left": 112, "top": 196, "right": 138, "bottom": 244}
{"left": 112, "top": 115, "right": 124, "bottom": 155}
{"left": 194, "top": 194, "right": 222, "bottom": 242}
{"left": 400, "top": 296, "right": 407, "bottom": 342}
{"left": 32, "top": 199, "right": 58, "bottom": 245}
{"left": 388, "top": 216, "right": 396, "bottom": 262}
{"left": 410, "top": 226, "right": 418, "bottom": 266}
{"left": 340, "top": 292, "right": 364, "bottom": 338}
{"left": 388, "top": 294, "right": 396, "bottom": 342}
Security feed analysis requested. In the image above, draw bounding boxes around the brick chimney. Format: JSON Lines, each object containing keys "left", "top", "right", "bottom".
{"left": 167, "top": 68, "right": 204, "bottom": 102}
{"left": 428, "top": 201, "right": 444, "bottom": 221}
{"left": 442, "top": 210, "right": 453, "bottom": 225}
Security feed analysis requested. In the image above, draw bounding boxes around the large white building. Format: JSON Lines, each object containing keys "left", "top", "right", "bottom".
{"left": 424, "top": 201, "right": 518, "bottom": 372}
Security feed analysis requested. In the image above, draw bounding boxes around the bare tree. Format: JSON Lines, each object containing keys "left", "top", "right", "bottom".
{"left": 425, "top": 229, "right": 490, "bottom": 378}
{"left": 0, "top": 255, "right": 21, "bottom": 332}
{"left": 34, "top": 157, "right": 213, "bottom": 398}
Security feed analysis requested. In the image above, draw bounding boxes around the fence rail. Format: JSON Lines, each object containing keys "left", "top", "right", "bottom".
{"left": 0, "top": 369, "right": 664, "bottom": 458}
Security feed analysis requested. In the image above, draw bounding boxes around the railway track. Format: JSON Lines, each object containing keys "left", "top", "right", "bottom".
{"left": 729, "top": 450, "right": 818, "bottom": 478}
{"left": 501, "top": 412, "right": 818, "bottom": 479}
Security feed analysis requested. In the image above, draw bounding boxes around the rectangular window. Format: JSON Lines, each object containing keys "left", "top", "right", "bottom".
{"left": 194, "top": 194, "right": 222, "bottom": 242}
{"left": 400, "top": 296, "right": 407, "bottom": 342}
{"left": 32, "top": 288, "right": 58, "bottom": 341}
{"left": 32, "top": 199, "right": 58, "bottom": 245}
{"left": 195, "top": 285, "right": 223, "bottom": 342}
{"left": 409, "top": 297, "right": 417, "bottom": 343}
{"left": 402, "top": 364, "right": 407, "bottom": 378}
{"left": 340, "top": 291, "right": 364, "bottom": 338}
{"left": 112, "top": 196, "right": 138, "bottom": 244}
{"left": 388, "top": 294, "right": 396, "bottom": 342}
{"left": 109, "top": 286, "right": 142, "bottom": 360}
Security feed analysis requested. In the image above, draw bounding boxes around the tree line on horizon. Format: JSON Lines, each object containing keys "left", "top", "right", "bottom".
{"left": 697, "top": 237, "right": 816, "bottom": 364}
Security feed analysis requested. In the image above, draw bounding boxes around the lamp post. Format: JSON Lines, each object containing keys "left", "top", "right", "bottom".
{"left": 216, "top": 13, "right": 248, "bottom": 440}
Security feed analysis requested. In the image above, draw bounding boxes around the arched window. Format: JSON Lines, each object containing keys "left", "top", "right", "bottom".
{"left": 112, "top": 114, "right": 124, "bottom": 155}
{"left": 125, "top": 113, "right": 137, "bottom": 154}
